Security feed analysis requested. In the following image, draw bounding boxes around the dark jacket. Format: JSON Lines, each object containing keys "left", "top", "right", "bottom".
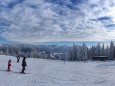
{"left": 22, "top": 58, "right": 27, "bottom": 67}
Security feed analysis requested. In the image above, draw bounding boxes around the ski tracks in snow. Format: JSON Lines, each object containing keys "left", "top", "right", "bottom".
{"left": 8, "top": 74, "right": 30, "bottom": 86}
{"left": 8, "top": 72, "right": 63, "bottom": 86}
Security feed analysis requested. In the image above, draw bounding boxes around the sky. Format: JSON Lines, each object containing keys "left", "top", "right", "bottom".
{"left": 0, "top": 0, "right": 115, "bottom": 45}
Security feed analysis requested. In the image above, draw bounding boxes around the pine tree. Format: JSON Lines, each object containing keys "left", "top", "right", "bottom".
{"left": 95, "top": 43, "right": 101, "bottom": 56}
{"left": 101, "top": 44, "right": 105, "bottom": 56}
{"left": 105, "top": 45, "right": 109, "bottom": 58}
{"left": 109, "top": 41, "right": 114, "bottom": 59}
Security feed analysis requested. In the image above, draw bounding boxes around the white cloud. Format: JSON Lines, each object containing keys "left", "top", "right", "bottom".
{"left": 0, "top": 0, "right": 115, "bottom": 43}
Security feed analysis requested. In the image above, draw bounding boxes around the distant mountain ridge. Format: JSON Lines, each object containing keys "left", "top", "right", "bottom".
{"left": 0, "top": 44, "right": 69, "bottom": 60}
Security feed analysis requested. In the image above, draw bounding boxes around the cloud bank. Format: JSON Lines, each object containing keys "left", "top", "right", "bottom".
{"left": 0, "top": 0, "right": 115, "bottom": 43}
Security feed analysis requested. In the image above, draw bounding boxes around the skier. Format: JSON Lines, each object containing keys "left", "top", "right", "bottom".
{"left": 63, "top": 57, "right": 66, "bottom": 64}
{"left": 7, "top": 59, "right": 11, "bottom": 71}
{"left": 21, "top": 57, "right": 27, "bottom": 73}
{"left": 17, "top": 55, "right": 20, "bottom": 63}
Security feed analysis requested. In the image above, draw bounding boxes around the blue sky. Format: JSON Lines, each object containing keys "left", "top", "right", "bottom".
{"left": 0, "top": 0, "right": 115, "bottom": 45}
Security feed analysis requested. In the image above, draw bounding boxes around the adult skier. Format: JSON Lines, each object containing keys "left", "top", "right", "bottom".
{"left": 21, "top": 57, "right": 27, "bottom": 73}
{"left": 17, "top": 55, "right": 20, "bottom": 63}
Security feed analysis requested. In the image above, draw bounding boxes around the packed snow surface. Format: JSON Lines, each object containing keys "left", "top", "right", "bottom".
{"left": 0, "top": 55, "right": 115, "bottom": 86}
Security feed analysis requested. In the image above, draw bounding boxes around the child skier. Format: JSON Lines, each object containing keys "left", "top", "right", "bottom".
{"left": 7, "top": 59, "right": 11, "bottom": 71}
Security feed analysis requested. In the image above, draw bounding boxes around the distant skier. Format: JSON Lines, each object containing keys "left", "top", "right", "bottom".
{"left": 7, "top": 59, "right": 11, "bottom": 71}
{"left": 21, "top": 57, "right": 27, "bottom": 73}
{"left": 17, "top": 55, "right": 20, "bottom": 63}
{"left": 63, "top": 58, "right": 66, "bottom": 64}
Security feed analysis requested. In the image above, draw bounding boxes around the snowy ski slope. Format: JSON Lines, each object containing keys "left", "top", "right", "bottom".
{"left": 0, "top": 55, "right": 115, "bottom": 86}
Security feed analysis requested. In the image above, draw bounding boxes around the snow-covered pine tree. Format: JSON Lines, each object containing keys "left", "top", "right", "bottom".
{"left": 0, "top": 50, "right": 4, "bottom": 55}
{"left": 73, "top": 44, "right": 78, "bottom": 61}
{"left": 82, "top": 43, "right": 88, "bottom": 61}
{"left": 101, "top": 44, "right": 105, "bottom": 56}
{"left": 95, "top": 43, "right": 101, "bottom": 56}
{"left": 69, "top": 46, "right": 73, "bottom": 61}
{"left": 109, "top": 41, "right": 114, "bottom": 59}
{"left": 105, "top": 45, "right": 109, "bottom": 58}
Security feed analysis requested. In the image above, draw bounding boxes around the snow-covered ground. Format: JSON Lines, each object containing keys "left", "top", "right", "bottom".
{"left": 0, "top": 55, "right": 115, "bottom": 86}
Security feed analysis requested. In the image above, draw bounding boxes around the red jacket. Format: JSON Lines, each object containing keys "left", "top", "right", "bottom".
{"left": 8, "top": 61, "right": 11, "bottom": 67}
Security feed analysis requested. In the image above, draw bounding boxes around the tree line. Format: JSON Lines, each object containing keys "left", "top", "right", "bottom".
{"left": 69, "top": 41, "right": 115, "bottom": 61}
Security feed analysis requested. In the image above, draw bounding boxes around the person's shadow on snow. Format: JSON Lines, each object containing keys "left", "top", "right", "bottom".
{"left": 0, "top": 69, "right": 9, "bottom": 72}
